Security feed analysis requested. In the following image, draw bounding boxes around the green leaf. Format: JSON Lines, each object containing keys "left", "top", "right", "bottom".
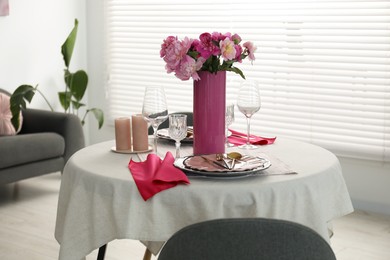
{"left": 71, "top": 100, "right": 85, "bottom": 109}
{"left": 211, "top": 56, "right": 220, "bottom": 73}
{"left": 10, "top": 85, "right": 36, "bottom": 130}
{"left": 66, "top": 70, "right": 88, "bottom": 101}
{"left": 188, "top": 50, "right": 199, "bottom": 59}
{"left": 58, "top": 91, "right": 72, "bottom": 111}
{"left": 61, "top": 19, "right": 79, "bottom": 68}
{"left": 226, "top": 67, "right": 246, "bottom": 79}
{"left": 88, "top": 108, "right": 104, "bottom": 129}
{"left": 64, "top": 69, "right": 71, "bottom": 90}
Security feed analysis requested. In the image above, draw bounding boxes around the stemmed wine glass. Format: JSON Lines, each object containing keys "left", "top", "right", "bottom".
{"left": 168, "top": 114, "right": 187, "bottom": 159}
{"left": 225, "top": 103, "right": 235, "bottom": 147}
{"left": 142, "top": 86, "right": 168, "bottom": 154}
{"left": 237, "top": 81, "right": 261, "bottom": 149}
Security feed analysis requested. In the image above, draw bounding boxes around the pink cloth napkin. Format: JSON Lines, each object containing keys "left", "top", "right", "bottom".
{"left": 128, "top": 151, "right": 190, "bottom": 201}
{"left": 228, "top": 129, "right": 276, "bottom": 146}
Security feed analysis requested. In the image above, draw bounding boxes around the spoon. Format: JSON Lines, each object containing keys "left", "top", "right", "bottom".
{"left": 216, "top": 154, "right": 231, "bottom": 169}
{"left": 226, "top": 152, "right": 244, "bottom": 170}
{"left": 227, "top": 152, "right": 242, "bottom": 160}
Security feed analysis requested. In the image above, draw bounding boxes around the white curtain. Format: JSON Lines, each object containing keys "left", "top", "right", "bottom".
{"left": 105, "top": 0, "right": 390, "bottom": 162}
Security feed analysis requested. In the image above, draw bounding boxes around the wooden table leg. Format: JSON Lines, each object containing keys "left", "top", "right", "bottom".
{"left": 143, "top": 248, "right": 152, "bottom": 260}
{"left": 97, "top": 244, "right": 107, "bottom": 260}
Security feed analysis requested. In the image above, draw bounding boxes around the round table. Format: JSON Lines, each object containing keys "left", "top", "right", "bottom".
{"left": 55, "top": 138, "right": 353, "bottom": 260}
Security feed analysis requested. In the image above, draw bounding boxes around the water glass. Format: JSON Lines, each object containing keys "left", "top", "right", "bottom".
{"left": 237, "top": 81, "right": 261, "bottom": 149}
{"left": 142, "top": 86, "right": 168, "bottom": 154}
{"left": 225, "top": 103, "right": 235, "bottom": 147}
{"left": 168, "top": 114, "right": 187, "bottom": 159}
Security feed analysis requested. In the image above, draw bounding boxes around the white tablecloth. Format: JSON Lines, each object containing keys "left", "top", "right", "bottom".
{"left": 55, "top": 138, "right": 353, "bottom": 260}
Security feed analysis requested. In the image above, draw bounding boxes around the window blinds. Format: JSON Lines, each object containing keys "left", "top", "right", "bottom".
{"left": 105, "top": 0, "right": 390, "bottom": 162}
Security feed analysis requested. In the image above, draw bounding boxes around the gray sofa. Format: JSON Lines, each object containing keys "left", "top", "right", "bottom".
{"left": 0, "top": 89, "right": 85, "bottom": 184}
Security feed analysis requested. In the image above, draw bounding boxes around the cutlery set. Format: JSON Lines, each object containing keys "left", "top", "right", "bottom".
{"left": 200, "top": 153, "right": 265, "bottom": 171}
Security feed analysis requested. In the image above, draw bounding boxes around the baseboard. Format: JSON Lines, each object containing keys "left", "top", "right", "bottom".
{"left": 351, "top": 199, "right": 390, "bottom": 216}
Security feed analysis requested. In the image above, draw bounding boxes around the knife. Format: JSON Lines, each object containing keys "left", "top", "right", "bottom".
{"left": 200, "top": 156, "right": 230, "bottom": 170}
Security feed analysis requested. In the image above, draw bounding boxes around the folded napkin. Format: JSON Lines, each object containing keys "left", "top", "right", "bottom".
{"left": 128, "top": 152, "right": 190, "bottom": 201}
{"left": 228, "top": 129, "right": 276, "bottom": 146}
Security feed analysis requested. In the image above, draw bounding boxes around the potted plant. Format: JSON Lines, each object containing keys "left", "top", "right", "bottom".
{"left": 10, "top": 19, "right": 104, "bottom": 130}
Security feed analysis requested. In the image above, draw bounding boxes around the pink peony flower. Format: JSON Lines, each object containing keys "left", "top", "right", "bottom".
{"left": 160, "top": 36, "right": 177, "bottom": 58}
{"left": 162, "top": 36, "right": 193, "bottom": 73}
{"left": 195, "top": 32, "right": 220, "bottom": 60}
{"left": 243, "top": 41, "right": 257, "bottom": 61}
{"left": 232, "top": 34, "right": 242, "bottom": 44}
{"left": 234, "top": 44, "right": 243, "bottom": 62}
{"left": 222, "top": 32, "right": 232, "bottom": 40}
{"left": 220, "top": 38, "right": 236, "bottom": 61}
{"left": 175, "top": 55, "right": 204, "bottom": 81}
{"left": 211, "top": 32, "right": 224, "bottom": 42}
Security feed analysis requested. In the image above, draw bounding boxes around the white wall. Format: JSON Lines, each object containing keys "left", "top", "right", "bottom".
{"left": 85, "top": 0, "right": 114, "bottom": 142}
{"left": 339, "top": 157, "right": 390, "bottom": 215}
{"left": 0, "top": 0, "right": 87, "bottom": 112}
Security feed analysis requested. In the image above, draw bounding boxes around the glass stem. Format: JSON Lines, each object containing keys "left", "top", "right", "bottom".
{"left": 175, "top": 141, "right": 181, "bottom": 159}
{"left": 153, "top": 126, "right": 158, "bottom": 154}
{"left": 246, "top": 116, "right": 251, "bottom": 146}
{"left": 225, "top": 126, "right": 229, "bottom": 145}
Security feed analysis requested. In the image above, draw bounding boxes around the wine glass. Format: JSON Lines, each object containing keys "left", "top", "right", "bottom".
{"left": 142, "top": 86, "right": 168, "bottom": 154}
{"left": 225, "top": 103, "right": 235, "bottom": 147}
{"left": 237, "top": 81, "right": 261, "bottom": 149}
{"left": 168, "top": 114, "right": 187, "bottom": 159}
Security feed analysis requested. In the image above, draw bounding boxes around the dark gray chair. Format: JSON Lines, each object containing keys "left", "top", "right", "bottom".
{"left": 158, "top": 218, "right": 337, "bottom": 260}
{"left": 148, "top": 111, "right": 193, "bottom": 135}
{"left": 0, "top": 88, "right": 85, "bottom": 184}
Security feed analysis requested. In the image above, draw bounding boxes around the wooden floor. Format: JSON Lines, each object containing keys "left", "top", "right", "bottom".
{"left": 0, "top": 173, "right": 389, "bottom": 260}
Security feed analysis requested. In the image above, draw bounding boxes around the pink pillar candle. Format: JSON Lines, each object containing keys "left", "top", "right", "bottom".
{"left": 132, "top": 114, "right": 149, "bottom": 151}
{"left": 115, "top": 117, "right": 132, "bottom": 150}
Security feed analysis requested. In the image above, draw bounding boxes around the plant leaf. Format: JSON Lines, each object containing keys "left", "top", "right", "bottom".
{"left": 71, "top": 100, "right": 85, "bottom": 109}
{"left": 188, "top": 50, "right": 199, "bottom": 59}
{"left": 88, "top": 108, "right": 104, "bottom": 129}
{"left": 64, "top": 69, "right": 71, "bottom": 90}
{"left": 226, "top": 67, "right": 246, "bottom": 79}
{"left": 211, "top": 55, "right": 220, "bottom": 73}
{"left": 58, "top": 91, "right": 72, "bottom": 111}
{"left": 67, "top": 70, "right": 88, "bottom": 101}
{"left": 10, "top": 85, "right": 36, "bottom": 130}
{"left": 61, "top": 19, "right": 78, "bottom": 68}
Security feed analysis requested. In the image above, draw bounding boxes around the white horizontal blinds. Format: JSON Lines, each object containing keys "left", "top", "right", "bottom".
{"left": 106, "top": 1, "right": 234, "bottom": 118}
{"left": 106, "top": 0, "right": 390, "bottom": 161}
{"left": 238, "top": 1, "right": 390, "bottom": 161}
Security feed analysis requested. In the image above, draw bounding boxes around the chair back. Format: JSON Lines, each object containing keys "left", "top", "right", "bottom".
{"left": 158, "top": 218, "right": 336, "bottom": 260}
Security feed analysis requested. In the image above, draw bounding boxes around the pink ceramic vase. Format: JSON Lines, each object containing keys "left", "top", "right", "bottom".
{"left": 193, "top": 71, "right": 226, "bottom": 155}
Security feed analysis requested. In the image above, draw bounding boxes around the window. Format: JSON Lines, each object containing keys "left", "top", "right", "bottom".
{"left": 105, "top": 0, "right": 390, "bottom": 161}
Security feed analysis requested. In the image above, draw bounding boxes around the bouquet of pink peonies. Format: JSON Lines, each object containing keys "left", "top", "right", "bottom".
{"left": 160, "top": 32, "right": 256, "bottom": 81}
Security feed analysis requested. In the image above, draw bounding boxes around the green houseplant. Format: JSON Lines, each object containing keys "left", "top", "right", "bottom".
{"left": 10, "top": 19, "right": 104, "bottom": 130}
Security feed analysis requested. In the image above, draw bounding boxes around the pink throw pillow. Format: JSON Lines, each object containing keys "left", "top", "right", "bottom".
{"left": 0, "top": 93, "right": 23, "bottom": 136}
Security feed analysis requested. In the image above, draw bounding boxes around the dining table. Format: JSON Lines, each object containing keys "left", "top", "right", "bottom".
{"left": 54, "top": 137, "right": 354, "bottom": 260}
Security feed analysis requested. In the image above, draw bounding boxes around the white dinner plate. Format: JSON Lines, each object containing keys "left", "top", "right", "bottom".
{"left": 157, "top": 128, "right": 193, "bottom": 143}
{"left": 157, "top": 128, "right": 232, "bottom": 144}
{"left": 174, "top": 156, "right": 271, "bottom": 178}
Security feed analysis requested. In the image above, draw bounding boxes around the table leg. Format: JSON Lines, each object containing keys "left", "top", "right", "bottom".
{"left": 143, "top": 248, "right": 152, "bottom": 260}
{"left": 97, "top": 244, "right": 107, "bottom": 260}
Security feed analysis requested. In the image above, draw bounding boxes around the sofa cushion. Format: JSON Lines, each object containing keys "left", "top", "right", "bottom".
{"left": 0, "top": 93, "right": 23, "bottom": 136}
{"left": 0, "top": 132, "right": 65, "bottom": 169}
